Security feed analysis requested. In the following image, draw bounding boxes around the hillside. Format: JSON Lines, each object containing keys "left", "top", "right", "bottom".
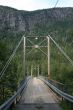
{"left": 0, "top": 6, "right": 73, "bottom": 34}
{"left": 0, "top": 5, "right": 73, "bottom": 80}
{"left": 0, "top": 5, "right": 73, "bottom": 73}
{"left": 0, "top": 6, "right": 73, "bottom": 109}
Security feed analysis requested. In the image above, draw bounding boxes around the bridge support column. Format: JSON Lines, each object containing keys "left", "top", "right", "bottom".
{"left": 47, "top": 36, "right": 50, "bottom": 78}
{"left": 31, "top": 65, "right": 33, "bottom": 77}
{"left": 38, "top": 65, "right": 39, "bottom": 77}
{"left": 23, "top": 36, "right": 26, "bottom": 77}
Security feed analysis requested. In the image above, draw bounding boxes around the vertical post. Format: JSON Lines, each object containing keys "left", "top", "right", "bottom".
{"left": 23, "top": 36, "right": 26, "bottom": 77}
{"left": 27, "top": 66, "right": 28, "bottom": 76}
{"left": 47, "top": 36, "right": 50, "bottom": 78}
{"left": 31, "top": 65, "right": 33, "bottom": 77}
{"left": 38, "top": 65, "right": 39, "bottom": 77}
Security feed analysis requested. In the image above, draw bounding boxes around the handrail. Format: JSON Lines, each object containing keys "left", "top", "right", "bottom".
{"left": 39, "top": 77, "right": 73, "bottom": 103}
{"left": 44, "top": 76, "right": 64, "bottom": 85}
{"left": 0, "top": 77, "right": 31, "bottom": 110}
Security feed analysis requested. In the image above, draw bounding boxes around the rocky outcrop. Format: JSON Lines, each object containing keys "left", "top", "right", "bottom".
{"left": 0, "top": 6, "right": 73, "bottom": 32}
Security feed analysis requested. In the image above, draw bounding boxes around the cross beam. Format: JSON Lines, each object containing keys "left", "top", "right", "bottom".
{"left": 23, "top": 36, "right": 50, "bottom": 77}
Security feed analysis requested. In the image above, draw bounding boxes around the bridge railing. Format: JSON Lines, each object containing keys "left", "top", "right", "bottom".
{"left": 0, "top": 76, "right": 31, "bottom": 110}
{"left": 39, "top": 76, "right": 73, "bottom": 103}
{"left": 44, "top": 77, "right": 64, "bottom": 90}
{"left": 0, "top": 36, "right": 25, "bottom": 105}
{"left": 44, "top": 77, "right": 73, "bottom": 96}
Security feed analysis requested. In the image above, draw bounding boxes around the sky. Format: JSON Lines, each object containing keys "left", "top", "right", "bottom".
{"left": 0, "top": 0, "right": 73, "bottom": 11}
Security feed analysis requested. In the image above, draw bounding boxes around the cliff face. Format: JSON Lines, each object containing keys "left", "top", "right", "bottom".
{"left": 0, "top": 6, "right": 26, "bottom": 31}
{"left": 0, "top": 6, "right": 73, "bottom": 33}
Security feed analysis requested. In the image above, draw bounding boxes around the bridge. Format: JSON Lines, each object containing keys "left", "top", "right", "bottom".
{"left": 0, "top": 35, "right": 73, "bottom": 110}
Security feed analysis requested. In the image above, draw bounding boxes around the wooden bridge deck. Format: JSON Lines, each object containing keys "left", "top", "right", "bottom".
{"left": 13, "top": 77, "right": 62, "bottom": 110}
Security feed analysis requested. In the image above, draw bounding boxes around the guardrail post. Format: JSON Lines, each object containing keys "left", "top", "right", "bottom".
{"left": 17, "top": 97, "right": 21, "bottom": 103}
{"left": 38, "top": 65, "right": 39, "bottom": 77}
{"left": 62, "top": 85, "right": 64, "bottom": 101}
{"left": 13, "top": 91, "right": 17, "bottom": 106}
{"left": 31, "top": 65, "right": 33, "bottom": 77}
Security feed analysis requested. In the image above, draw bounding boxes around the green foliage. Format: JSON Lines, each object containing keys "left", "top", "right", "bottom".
{"left": 0, "top": 33, "right": 24, "bottom": 104}
{"left": 0, "top": 9, "right": 73, "bottom": 108}
{"left": 60, "top": 100, "right": 73, "bottom": 110}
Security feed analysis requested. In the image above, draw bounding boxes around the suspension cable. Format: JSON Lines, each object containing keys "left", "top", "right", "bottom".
{"left": 49, "top": 35, "right": 73, "bottom": 66}
{"left": 0, "top": 36, "right": 24, "bottom": 79}
{"left": 54, "top": 0, "right": 60, "bottom": 8}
